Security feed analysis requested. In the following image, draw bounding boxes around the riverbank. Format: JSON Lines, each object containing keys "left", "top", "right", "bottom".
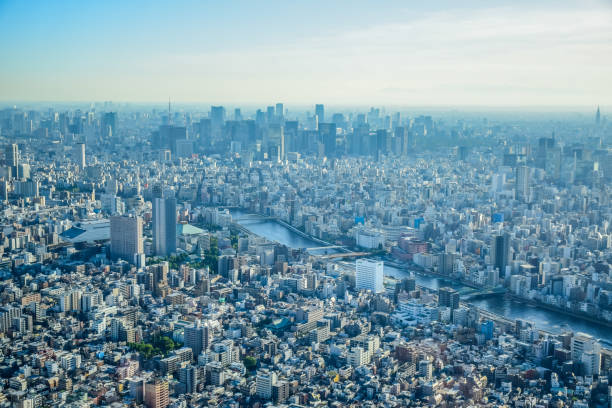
{"left": 383, "top": 258, "right": 481, "bottom": 290}
{"left": 229, "top": 208, "right": 612, "bottom": 342}
{"left": 505, "top": 293, "right": 612, "bottom": 330}
{"left": 385, "top": 258, "right": 612, "bottom": 331}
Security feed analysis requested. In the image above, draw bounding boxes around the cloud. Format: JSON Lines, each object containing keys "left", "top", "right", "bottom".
{"left": 2, "top": 3, "right": 612, "bottom": 105}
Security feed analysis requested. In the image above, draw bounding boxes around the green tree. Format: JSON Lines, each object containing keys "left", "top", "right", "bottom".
{"left": 243, "top": 356, "right": 257, "bottom": 371}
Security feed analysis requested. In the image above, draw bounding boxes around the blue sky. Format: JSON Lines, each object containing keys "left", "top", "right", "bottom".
{"left": 1, "top": 0, "right": 611, "bottom": 106}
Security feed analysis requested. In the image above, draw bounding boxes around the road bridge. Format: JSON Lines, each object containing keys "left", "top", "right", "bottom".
{"left": 233, "top": 215, "right": 276, "bottom": 221}
{"left": 317, "top": 252, "right": 370, "bottom": 259}
{"left": 305, "top": 245, "right": 347, "bottom": 251}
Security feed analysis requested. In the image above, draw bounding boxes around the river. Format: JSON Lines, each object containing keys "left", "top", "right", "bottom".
{"left": 230, "top": 210, "right": 612, "bottom": 342}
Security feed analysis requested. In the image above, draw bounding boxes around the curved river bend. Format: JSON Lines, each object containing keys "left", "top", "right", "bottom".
{"left": 230, "top": 210, "right": 612, "bottom": 342}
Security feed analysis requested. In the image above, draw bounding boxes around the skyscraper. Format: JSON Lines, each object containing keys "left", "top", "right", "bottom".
{"left": 210, "top": 106, "right": 225, "bottom": 137}
{"left": 184, "top": 320, "right": 212, "bottom": 358}
{"left": 153, "top": 193, "right": 177, "bottom": 257}
{"left": 73, "top": 143, "right": 86, "bottom": 169}
{"left": 199, "top": 118, "right": 211, "bottom": 148}
{"left": 5, "top": 144, "right": 18, "bottom": 169}
{"left": 284, "top": 121, "right": 298, "bottom": 154}
{"left": 266, "top": 124, "right": 284, "bottom": 161}
{"left": 490, "top": 234, "right": 510, "bottom": 278}
{"left": 355, "top": 259, "right": 384, "bottom": 293}
{"left": 376, "top": 129, "right": 390, "bottom": 160}
{"left": 275, "top": 103, "right": 284, "bottom": 120}
{"left": 516, "top": 166, "right": 530, "bottom": 202}
{"left": 318, "top": 123, "right": 336, "bottom": 159}
{"left": 110, "top": 215, "right": 144, "bottom": 264}
{"left": 102, "top": 112, "right": 117, "bottom": 138}
{"left": 596, "top": 105, "right": 600, "bottom": 125}
{"left": 315, "top": 104, "right": 325, "bottom": 124}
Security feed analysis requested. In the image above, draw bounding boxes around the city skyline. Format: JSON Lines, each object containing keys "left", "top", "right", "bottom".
{"left": 1, "top": 0, "right": 611, "bottom": 106}
{"left": 1, "top": 1, "right": 612, "bottom": 406}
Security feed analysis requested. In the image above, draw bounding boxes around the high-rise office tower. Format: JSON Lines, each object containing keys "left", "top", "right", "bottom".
{"left": 199, "top": 118, "right": 211, "bottom": 148}
{"left": 355, "top": 259, "right": 384, "bottom": 293}
{"left": 144, "top": 379, "right": 169, "bottom": 408}
{"left": 516, "top": 166, "right": 530, "bottom": 202}
{"left": 376, "top": 129, "right": 390, "bottom": 159}
{"left": 234, "top": 108, "right": 242, "bottom": 121}
{"left": 438, "top": 287, "right": 460, "bottom": 309}
{"left": 275, "top": 103, "right": 284, "bottom": 120}
{"left": 154, "top": 125, "right": 187, "bottom": 154}
{"left": 263, "top": 106, "right": 274, "bottom": 124}
{"left": 315, "top": 104, "right": 325, "bottom": 124}
{"left": 184, "top": 320, "right": 212, "bottom": 358}
{"left": 153, "top": 193, "right": 177, "bottom": 257}
{"left": 266, "top": 124, "right": 284, "bottom": 161}
{"left": 102, "top": 112, "right": 117, "bottom": 138}
{"left": 596, "top": 105, "right": 600, "bottom": 125}
{"left": 5, "top": 144, "right": 18, "bottom": 169}
{"left": 490, "top": 234, "right": 510, "bottom": 278}
{"left": 73, "top": 143, "right": 86, "bottom": 169}
{"left": 255, "top": 109, "right": 265, "bottom": 126}
{"left": 318, "top": 123, "right": 336, "bottom": 159}
{"left": 284, "top": 121, "right": 298, "bottom": 154}
{"left": 210, "top": 106, "right": 225, "bottom": 136}
{"left": 394, "top": 126, "right": 409, "bottom": 156}
{"left": 110, "top": 215, "right": 144, "bottom": 264}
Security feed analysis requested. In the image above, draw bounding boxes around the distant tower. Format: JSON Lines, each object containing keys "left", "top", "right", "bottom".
{"left": 490, "top": 234, "right": 510, "bottom": 278}
{"left": 315, "top": 104, "right": 325, "bottom": 123}
{"left": 102, "top": 112, "right": 117, "bottom": 138}
{"left": 153, "top": 190, "right": 177, "bottom": 257}
{"left": 5, "top": 144, "right": 18, "bottom": 168}
{"left": 515, "top": 166, "right": 530, "bottom": 202}
{"left": 596, "top": 105, "right": 600, "bottom": 125}
{"left": 73, "top": 143, "right": 86, "bottom": 169}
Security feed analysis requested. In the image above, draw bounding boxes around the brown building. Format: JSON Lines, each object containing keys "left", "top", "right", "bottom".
{"left": 144, "top": 379, "right": 169, "bottom": 408}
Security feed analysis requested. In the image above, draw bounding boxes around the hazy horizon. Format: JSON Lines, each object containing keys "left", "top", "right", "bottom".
{"left": 1, "top": 0, "right": 611, "bottom": 106}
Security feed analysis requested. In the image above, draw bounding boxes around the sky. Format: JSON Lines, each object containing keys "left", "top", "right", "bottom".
{"left": 0, "top": 0, "right": 611, "bottom": 107}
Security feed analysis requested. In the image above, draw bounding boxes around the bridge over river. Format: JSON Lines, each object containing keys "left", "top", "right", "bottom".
{"left": 229, "top": 208, "right": 612, "bottom": 341}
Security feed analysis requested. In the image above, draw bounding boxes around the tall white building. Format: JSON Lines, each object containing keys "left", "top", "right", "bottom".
{"left": 73, "top": 143, "right": 86, "bottom": 169}
{"left": 355, "top": 259, "right": 384, "bottom": 293}
{"left": 347, "top": 346, "right": 368, "bottom": 367}
{"left": 256, "top": 369, "right": 277, "bottom": 399}
{"left": 571, "top": 332, "right": 601, "bottom": 375}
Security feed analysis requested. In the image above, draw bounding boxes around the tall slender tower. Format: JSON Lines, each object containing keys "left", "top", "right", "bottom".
{"left": 596, "top": 105, "right": 601, "bottom": 125}
{"left": 5, "top": 144, "right": 18, "bottom": 168}
{"left": 153, "top": 189, "right": 177, "bottom": 257}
